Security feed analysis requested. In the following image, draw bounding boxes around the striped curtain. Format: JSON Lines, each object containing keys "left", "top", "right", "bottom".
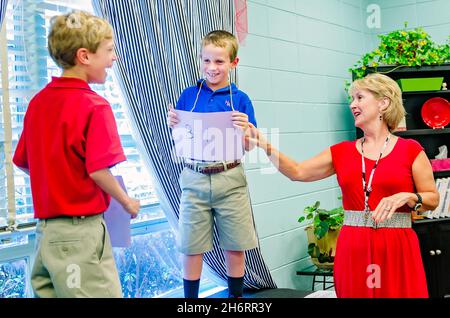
{"left": 92, "top": 0, "right": 276, "bottom": 291}
{"left": 0, "top": 0, "right": 7, "bottom": 29}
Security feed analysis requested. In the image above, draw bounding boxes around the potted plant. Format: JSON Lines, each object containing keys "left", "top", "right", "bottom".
{"left": 298, "top": 200, "right": 344, "bottom": 270}
{"left": 348, "top": 23, "right": 450, "bottom": 85}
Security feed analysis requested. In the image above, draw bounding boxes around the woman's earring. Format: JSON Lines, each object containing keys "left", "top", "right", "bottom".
{"left": 379, "top": 114, "right": 383, "bottom": 121}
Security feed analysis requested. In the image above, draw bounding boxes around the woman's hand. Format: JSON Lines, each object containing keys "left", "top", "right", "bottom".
{"left": 167, "top": 104, "right": 179, "bottom": 128}
{"left": 372, "top": 192, "right": 416, "bottom": 222}
{"left": 244, "top": 123, "right": 270, "bottom": 152}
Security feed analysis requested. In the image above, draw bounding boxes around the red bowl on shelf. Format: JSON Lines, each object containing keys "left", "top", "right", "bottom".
{"left": 421, "top": 97, "right": 450, "bottom": 129}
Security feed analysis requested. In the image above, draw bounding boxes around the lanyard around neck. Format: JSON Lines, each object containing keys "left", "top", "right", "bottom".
{"left": 361, "top": 134, "right": 391, "bottom": 213}
{"left": 189, "top": 79, "right": 235, "bottom": 112}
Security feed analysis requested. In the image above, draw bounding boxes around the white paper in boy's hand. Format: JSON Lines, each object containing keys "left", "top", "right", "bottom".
{"left": 171, "top": 109, "right": 245, "bottom": 161}
{"left": 104, "top": 175, "right": 131, "bottom": 248}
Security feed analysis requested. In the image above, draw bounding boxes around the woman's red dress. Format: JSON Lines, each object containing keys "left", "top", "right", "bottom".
{"left": 330, "top": 137, "right": 428, "bottom": 298}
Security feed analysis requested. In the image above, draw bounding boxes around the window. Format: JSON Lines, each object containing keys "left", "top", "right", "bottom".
{"left": 115, "top": 223, "right": 182, "bottom": 298}
{"left": 0, "top": 0, "right": 186, "bottom": 298}
{"left": 0, "top": 147, "right": 6, "bottom": 228}
{"left": 1, "top": 0, "right": 165, "bottom": 226}
{"left": 0, "top": 258, "right": 29, "bottom": 298}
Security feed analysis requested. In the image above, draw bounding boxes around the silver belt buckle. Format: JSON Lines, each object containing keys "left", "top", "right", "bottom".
{"left": 372, "top": 218, "right": 378, "bottom": 229}
{"left": 364, "top": 211, "right": 378, "bottom": 229}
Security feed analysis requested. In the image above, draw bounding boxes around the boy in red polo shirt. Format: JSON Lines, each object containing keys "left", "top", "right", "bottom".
{"left": 12, "top": 11, "right": 140, "bottom": 298}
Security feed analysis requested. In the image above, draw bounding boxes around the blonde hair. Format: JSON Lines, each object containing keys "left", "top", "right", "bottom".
{"left": 202, "top": 30, "right": 238, "bottom": 62}
{"left": 48, "top": 10, "right": 113, "bottom": 69}
{"left": 350, "top": 73, "right": 405, "bottom": 131}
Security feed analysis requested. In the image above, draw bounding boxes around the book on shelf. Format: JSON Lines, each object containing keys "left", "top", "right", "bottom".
{"left": 443, "top": 186, "right": 450, "bottom": 218}
{"left": 426, "top": 178, "right": 450, "bottom": 219}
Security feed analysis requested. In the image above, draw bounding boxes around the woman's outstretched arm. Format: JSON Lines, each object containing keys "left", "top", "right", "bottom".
{"left": 246, "top": 124, "right": 335, "bottom": 182}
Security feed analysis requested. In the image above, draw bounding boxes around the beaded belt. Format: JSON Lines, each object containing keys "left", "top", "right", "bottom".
{"left": 185, "top": 160, "right": 240, "bottom": 175}
{"left": 344, "top": 210, "right": 412, "bottom": 229}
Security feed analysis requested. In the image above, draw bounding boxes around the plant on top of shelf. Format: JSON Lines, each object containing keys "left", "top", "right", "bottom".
{"left": 348, "top": 22, "right": 450, "bottom": 84}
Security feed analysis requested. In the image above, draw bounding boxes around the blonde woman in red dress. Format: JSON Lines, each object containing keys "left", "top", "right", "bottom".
{"left": 245, "top": 73, "right": 439, "bottom": 297}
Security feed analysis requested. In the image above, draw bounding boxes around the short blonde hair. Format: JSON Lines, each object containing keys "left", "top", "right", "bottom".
{"left": 350, "top": 73, "right": 405, "bottom": 131}
{"left": 48, "top": 11, "right": 113, "bottom": 69}
{"left": 202, "top": 30, "right": 238, "bottom": 62}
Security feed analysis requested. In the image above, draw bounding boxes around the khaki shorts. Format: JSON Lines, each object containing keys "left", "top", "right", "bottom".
{"left": 31, "top": 214, "right": 122, "bottom": 298}
{"left": 178, "top": 164, "right": 259, "bottom": 255}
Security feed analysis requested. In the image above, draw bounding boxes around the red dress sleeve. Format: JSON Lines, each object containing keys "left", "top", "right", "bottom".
{"left": 405, "top": 138, "right": 424, "bottom": 164}
{"left": 330, "top": 140, "right": 353, "bottom": 172}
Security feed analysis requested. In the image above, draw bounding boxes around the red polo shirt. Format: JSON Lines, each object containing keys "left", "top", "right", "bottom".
{"left": 13, "top": 77, "right": 126, "bottom": 219}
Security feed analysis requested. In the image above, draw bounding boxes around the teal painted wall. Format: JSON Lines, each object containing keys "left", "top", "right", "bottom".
{"left": 364, "top": 0, "right": 450, "bottom": 50}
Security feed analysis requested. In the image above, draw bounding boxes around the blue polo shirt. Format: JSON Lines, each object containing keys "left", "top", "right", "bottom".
{"left": 176, "top": 79, "right": 257, "bottom": 126}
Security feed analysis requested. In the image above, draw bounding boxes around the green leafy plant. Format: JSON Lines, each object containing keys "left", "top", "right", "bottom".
{"left": 348, "top": 22, "right": 450, "bottom": 89}
{"left": 298, "top": 200, "right": 344, "bottom": 264}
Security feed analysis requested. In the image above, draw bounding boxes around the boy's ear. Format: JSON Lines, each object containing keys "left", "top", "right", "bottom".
{"left": 230, "top": 57, "right": 239, "bottom": 68}
{"left": 75, "top": 48, "right": 90, "bottom": 65}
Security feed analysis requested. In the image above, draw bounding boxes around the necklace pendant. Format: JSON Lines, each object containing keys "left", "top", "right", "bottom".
{"left": 367, "top": 186, "right": 372, "bottom": 193}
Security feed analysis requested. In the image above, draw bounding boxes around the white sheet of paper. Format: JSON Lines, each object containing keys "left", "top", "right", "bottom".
{"left": 171, "top": 110, "right": 245, "bottom": 161}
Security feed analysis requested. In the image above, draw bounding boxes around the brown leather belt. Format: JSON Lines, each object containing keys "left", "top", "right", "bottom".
{"left": 185, "top": 160, "right": 240, "bottom": 174}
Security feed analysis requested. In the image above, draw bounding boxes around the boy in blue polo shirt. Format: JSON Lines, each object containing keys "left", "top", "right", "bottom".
{"left": 167, "top": 30, "right": 258, "bottom": 298}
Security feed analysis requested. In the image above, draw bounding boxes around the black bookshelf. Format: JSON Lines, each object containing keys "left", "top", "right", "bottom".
{"left": 394, "top": 128, "right": 450, "bottom": 137}
{"left": 434, "top": 170, "right": 450, "bottom": 179}
{"left": 402, "top": 90, "right": 450, "bottom": 96}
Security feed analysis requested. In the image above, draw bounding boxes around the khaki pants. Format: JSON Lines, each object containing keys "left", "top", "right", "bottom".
{"left": 31, "top": 214, "right": 122, "bottom": 298}
{"left": 178, "top": 164, "right": 259, "bottom": 255}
